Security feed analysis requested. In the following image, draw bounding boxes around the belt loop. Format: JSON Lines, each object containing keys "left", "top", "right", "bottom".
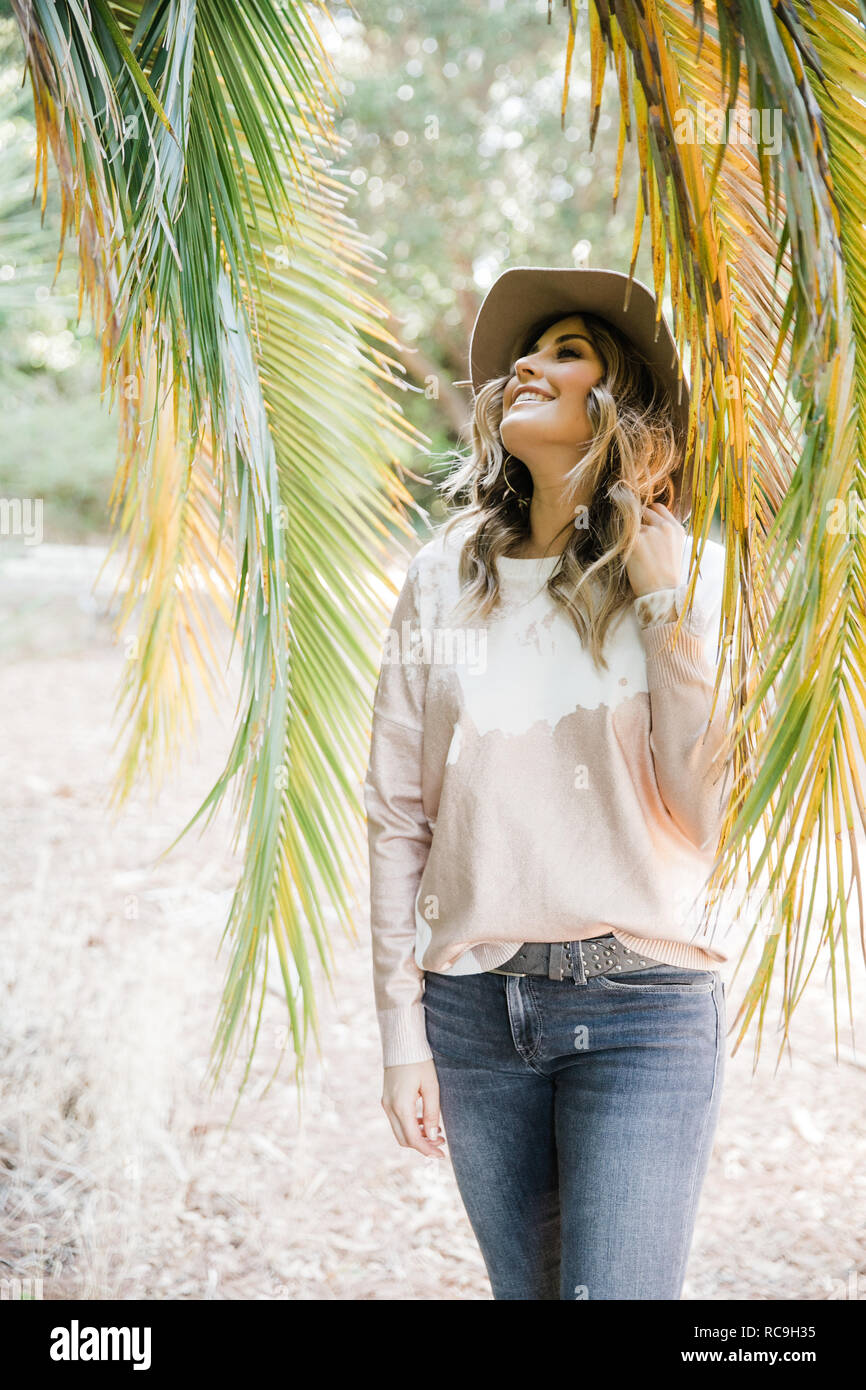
{"left": 571, "top": 940, "right": 587, "bottom": 985}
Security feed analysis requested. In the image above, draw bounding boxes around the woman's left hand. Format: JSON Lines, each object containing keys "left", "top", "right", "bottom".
{"left": 625, "top": 501, "right": 686, "bottom": 598}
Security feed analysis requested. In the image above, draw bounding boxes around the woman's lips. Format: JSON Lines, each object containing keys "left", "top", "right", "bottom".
{"left": 507, "top": 393, "right": 555, "bottom": 410}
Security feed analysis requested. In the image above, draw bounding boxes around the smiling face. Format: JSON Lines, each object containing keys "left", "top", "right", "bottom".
{"left": 499, "top": 313, "right": 605, "bottom": 461}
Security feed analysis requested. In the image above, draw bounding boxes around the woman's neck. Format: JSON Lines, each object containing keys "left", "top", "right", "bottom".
{"left": 509, "top": 475, "right": 593, "bottom": 559}
{"left": 508, "top": 511, "right": 573, "bottom": 559}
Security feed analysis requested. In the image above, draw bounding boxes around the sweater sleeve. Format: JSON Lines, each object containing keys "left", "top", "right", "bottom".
{"left": 363, "top": 558, "right": 434, "bottom": 1068}
{"left": 635, "top": 563, "right": 734, "bottom": 852}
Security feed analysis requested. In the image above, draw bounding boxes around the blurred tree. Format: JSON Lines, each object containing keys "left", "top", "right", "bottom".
{"left": 0, "top": 19, "right": 103, "bottom": 395}
{"left": 0, "top": 19, "right": 119, "bottom": 536}
{"left": 327, "top": 0, "right": 656, "bottom": 515}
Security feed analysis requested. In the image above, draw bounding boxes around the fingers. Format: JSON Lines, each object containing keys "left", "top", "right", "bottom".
{"left": 381, "top": 1093, "right": 411, "bottom": 1148}
{"left": 381, "top": 1070, "right": 447, "bottom": 1160}
{"left": 645, "top": 501, "right": 686, "bottom": 536}
{"left": 641, "top": 501, "right": 676, "bottom": 525}
{"left": 421, "top": 1075, "right": 445, "bottom": 1158}
{"left": 387, "top": 1101, "right": 446, "bottom": 1159}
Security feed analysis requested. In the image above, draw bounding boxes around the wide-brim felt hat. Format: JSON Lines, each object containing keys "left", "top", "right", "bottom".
{"left": 467, "top": 265, "right": 694, "bottom": 520}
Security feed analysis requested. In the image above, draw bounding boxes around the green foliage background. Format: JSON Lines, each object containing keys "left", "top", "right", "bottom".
{"left": 0, "top": 19, "right": 118, "bottom": 539}
{"left": 0, "top": 1, "right": 660, "bottom": 540}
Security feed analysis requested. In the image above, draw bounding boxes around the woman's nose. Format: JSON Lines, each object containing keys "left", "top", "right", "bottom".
{"left": 514, "top": 357, "right": 539, "bottom": 377}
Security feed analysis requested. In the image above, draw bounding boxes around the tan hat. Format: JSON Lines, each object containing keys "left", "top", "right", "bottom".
{"left": 467, "top": 266, "right": 693, "bottom": 518}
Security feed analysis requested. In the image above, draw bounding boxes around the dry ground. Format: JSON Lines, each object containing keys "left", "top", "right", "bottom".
{"left": 1, "top": 543, "right": 865, "bottom": 1300}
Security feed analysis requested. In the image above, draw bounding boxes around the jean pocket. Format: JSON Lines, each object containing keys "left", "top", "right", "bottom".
{"left": 596, "top": 963, "right": 717, "bottom": 992}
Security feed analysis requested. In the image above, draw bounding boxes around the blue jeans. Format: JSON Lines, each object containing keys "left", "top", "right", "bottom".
{"left": 422, "top": 943, "right": 726, "bottom": 1300}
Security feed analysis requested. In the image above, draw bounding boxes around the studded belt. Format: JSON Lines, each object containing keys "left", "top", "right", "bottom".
{"left": 487, "top": 934, "right": 665, "bottom": 982}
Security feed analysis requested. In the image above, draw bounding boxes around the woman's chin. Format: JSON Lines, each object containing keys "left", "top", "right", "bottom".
{"left": 500, "top": 423, "right": 546, "bottom": 454}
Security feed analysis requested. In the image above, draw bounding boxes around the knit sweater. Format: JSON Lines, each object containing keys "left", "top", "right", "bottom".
{"left": 363, "top": 520, "right": 736, "bottom": 1068}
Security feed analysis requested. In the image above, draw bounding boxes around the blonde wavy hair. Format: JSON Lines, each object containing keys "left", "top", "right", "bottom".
{"left": 435, "top": 309, "right": 689, "bottom": 670}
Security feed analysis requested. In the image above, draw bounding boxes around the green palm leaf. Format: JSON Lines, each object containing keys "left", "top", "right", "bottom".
{"left": 12, "top": 0, "right": 426, "bottom": 1101}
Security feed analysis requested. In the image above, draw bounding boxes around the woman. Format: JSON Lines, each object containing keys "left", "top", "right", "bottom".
{"left": 363, "top": 266, "right": 735, "bottom": 1301}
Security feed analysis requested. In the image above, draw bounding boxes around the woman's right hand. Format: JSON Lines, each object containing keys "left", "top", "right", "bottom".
{"left": 382, "top": 1060, "right": 446, "bottom": 1159}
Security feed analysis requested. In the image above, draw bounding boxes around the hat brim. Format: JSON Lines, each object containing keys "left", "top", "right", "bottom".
{"left": 468, "top": 267, "right": 693, "bottom": 519}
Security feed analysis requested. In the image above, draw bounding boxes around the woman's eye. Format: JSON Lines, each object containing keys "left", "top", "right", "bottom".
{"left": 557, "top": 346, "right": 580, "bottom": 358}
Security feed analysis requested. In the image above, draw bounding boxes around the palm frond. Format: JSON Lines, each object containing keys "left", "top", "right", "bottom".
{"left": 169, "top": 136, "right": 427, "bottom": 1101}
{"left": 561, "top": 0, "right": 866, "bottom": 1064}
{"left": 13, "top": 0, "right": 427, "bottom": 1098}
{"left": 103, "top": 356, "right": 238, "bottom": 803}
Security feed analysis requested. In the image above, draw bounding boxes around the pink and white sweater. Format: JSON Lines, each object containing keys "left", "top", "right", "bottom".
{"left": 363, "top": 521, "right": 736, "bottom": 1068}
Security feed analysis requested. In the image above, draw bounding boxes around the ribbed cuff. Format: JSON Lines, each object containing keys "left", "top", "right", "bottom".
{"left": 638, "top": 619, "right": 711, "bottom": 690}
{"left": 379, "top": 1003, "right": 433, "bottom": 1068}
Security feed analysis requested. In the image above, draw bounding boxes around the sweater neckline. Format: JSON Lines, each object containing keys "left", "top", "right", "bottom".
{"left": 497, "top": 552, "right": 563, "bottom": 581}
